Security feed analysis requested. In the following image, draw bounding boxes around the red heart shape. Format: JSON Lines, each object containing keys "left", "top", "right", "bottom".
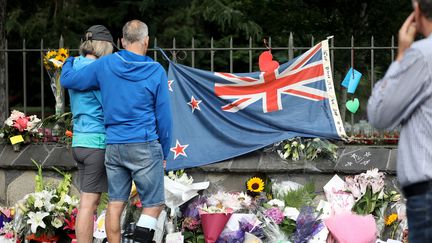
{"left": 259, "top": 51, "right": 280, "bottom": 72}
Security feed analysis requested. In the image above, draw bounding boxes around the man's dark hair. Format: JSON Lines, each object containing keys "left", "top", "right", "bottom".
{"left": 418, "top": 0, "right": 432, "bottom": 19}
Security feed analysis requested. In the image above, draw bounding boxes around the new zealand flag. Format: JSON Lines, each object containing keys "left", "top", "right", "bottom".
{"left": 166, "top": 39, "right": 346, "bottom": 170}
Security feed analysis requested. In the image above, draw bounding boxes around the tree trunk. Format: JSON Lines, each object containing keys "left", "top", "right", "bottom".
{"left": 0, "top": 0, "right": 6, "bottom": 124}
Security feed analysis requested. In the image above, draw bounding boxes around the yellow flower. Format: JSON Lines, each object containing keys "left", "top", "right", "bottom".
{"left": 247, "top": 177, "right": 265, "bottom": 193}
{"left": 58, "top": 48, "right": 69, "bottom": 58}
{"left": 45, "top": 50, "right": 57, "bottom": 59}
{"left": 55, "top": 54, "right": 66, "bottom": 63}
{"left": 385, "top": 213, "right": 398, "bottom": 226}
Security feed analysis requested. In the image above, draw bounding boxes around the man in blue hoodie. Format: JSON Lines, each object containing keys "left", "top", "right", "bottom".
{"left": 61, "top": 20, "right": 172, "bottom": 243}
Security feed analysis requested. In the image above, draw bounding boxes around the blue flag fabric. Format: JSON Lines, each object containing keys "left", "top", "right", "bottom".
{"left": 166, "top": 40, "right": 346, "bottom": 170}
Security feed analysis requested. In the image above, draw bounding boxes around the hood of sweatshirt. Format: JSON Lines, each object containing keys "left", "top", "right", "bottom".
{"left": 107, "top": 50, "right": 161, "bottom": 81}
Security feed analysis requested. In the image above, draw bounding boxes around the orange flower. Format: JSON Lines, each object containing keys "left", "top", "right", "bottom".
{"left": 65, "top": 130, "right": 73, "bottom": 138}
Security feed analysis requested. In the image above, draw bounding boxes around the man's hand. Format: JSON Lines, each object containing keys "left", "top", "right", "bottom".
{"left": 163, "top": 160, "right": 166, "bottom": 170}
{"left": 397, "top": 12, "right": 417, "bottom": 61}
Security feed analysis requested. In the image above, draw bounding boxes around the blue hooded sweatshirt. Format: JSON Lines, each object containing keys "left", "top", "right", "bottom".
{"left": 61, "top": 50, "right": 172, "bottom": 159}
{"left": 68, "top": 56, "right": 106, "bottom": 149}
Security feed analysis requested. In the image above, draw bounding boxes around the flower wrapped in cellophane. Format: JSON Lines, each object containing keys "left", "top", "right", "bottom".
{"left": 43, "top": 48, "right": 69, "bottom": 115}
{"left": 14, "top": 160, "right": 79, "bottom": 241}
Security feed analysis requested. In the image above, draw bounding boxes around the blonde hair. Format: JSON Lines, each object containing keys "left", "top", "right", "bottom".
{"left": 79, "top": 33, "right": 113, "bottom": 58}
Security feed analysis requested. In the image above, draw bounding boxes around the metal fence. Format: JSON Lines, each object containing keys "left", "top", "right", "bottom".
{"left": 0, "top": 34, "right": 399, "bottom": 140}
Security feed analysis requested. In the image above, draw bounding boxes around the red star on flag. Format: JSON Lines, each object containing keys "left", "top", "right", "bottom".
{"left": 168, "top": 80, "right": 174, "bottom": 92}
{"left": 187, "top": 96, "right": 202, "bottom": 113}
{"left": 170, "top": 139, "right": 189, "bottom": 159}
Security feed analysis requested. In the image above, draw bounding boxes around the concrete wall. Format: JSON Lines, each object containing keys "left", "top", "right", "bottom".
{"left": 0, "top": 143, "right": 398, "bottom": 206}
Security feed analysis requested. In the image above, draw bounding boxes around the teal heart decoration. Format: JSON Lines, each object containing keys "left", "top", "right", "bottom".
{"left": 346, "top": 98, "right": 360, "bottom": 113}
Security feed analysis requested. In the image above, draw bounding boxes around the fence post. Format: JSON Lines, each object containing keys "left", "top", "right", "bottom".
{"left": 40, "top": 39, "right": 45, "bottom": 119}
{"left": 370, "top": 36, "right": 375, "bottom": 91}
{"left": 229, "top": 37, "right": 233, "bottom": 73}
{"left": 153, "top": 37, "right": 158, "bottom": 61}
{"left": 23, "top": 39, "right": 27, "bottom": 114}
{"left": 172, "top": 38, "right": 177, "bottom": 62}
{"left": 249, "top": 36, "right": 252, "bottom": 72}
{"left": 288, "top": 32, "right": 294, "bottom": 60}
{"left": 211, "top": 37, "right": 214, "bottom": 72}
{"left": 191, "top": 37, "right": 195, "bottom": 68}
{"left": 391, "top": 35, "right": 395, "bottom": 61}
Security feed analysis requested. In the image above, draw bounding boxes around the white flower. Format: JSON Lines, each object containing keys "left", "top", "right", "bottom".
{"left": 34, "top": 199, "right": 44, "bottom": 209}
{"left": 267, "top": 199, "right": 285, "bottom": 209}
{"left": 4, "top": 118, "right": 13, "bottom": 126}
{"left": 10, "top": 110, "right": 25, "bottom": 121}
{"left": 284, "top": 206, "right": 300, "bottom": 221}
{"left": 51, "top": 217, "right": 63, "bottom": 228}
{"left": 176, "top": 173, "right": 193, "bottom": 185}
{"left": 237, "top": 192, "right": 252, "bottom": 207}
{"left": 0, "top": 133, "right": 4, "bottom": 138}
{"left": 27, "top": 211, "right": 50, "bottom": 233}
{"left": 299, "top": 144, "right": 305, "bottom": 150}
{"left": 291, "top": 141, "right": 298, "bottom": 147}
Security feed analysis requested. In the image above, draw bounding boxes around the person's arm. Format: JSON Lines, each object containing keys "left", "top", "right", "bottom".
{"left": 367, "top": 49, "right": 431, "bottom": 130}
{"left": 154, "top": 67, "right": 173, "bottom": 160}
{"left": 60, "top": 57, "right": 100, "bottom": 90}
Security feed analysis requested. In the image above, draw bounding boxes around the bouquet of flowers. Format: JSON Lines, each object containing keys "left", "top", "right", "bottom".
{"left": 14, "top": 160, "right": 79, "bottom": 241}
{"left": 0, "top": 110, "right": 43, "bottom": 146}
{"left": 43, "top": 48, "right": 69, "bottom": 115}
{"left": 0, "top": 207, "right": 15, "bottom": 240}
{"left": 345, "top": 169, "right": 399, "bottom": 216}
{"left": 279, "top": 137, "right": 338, "bottom": 162}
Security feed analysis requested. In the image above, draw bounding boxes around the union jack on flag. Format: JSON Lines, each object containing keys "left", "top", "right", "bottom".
{"left": 165, "top": 39, "right": 346, "bottom": 171}
{"left": 214, "top": 43, "right": 327, "bottom": 113}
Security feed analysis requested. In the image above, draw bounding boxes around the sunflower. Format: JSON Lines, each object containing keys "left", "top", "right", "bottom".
{"left": 247, "top": 177, "right": 265, "bottom": 193}
{"left": 45, "top": 50, "right": 57, "bottom": 59}
{"left": 385, "top": 213, "right": 398, "bottom": 226}
{"left": 57, "top": 48, "right": 69, "bottom": 58}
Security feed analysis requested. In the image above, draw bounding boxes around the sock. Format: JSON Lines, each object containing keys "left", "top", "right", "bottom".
{"left": 136, "top": 214, "right": 158, "bottom": 230}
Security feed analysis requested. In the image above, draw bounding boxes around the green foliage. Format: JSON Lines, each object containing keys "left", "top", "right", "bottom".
{"left": 97, "top": 192, "right": 109, "bottom": 216}
{"left": 282, "top": 183, "right": 316, "bottom": 210}
{"left": 31, "top": 159, "right": 44, "bottom": 192}
{"left": 281, "top": 137, "right": 338, "bottom": 162}
{"left": 352, "top": 185, "right": 387, "bottom": 216}
{"left": 52, "top": 166, "right": 72, "bottom": 198}
{"left": 183, "top": 229, "right": 205, "bottom": 243}
{"left": 280, "top": 218, "right": 297, "bottom": 237}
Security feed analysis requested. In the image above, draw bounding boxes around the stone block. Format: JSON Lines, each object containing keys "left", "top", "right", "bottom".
{"left": 335, "top": 146, "right": 391, "bottom": 173}
{"left": 44, "top": 146, "right": 75, "bottom": 168}
{"left": 12, "top": 144, "right": 55, "bottom": 167}
{"left": 387, "top": 148, "right": 397, "bottom": 174}
{"left": 229, "top": 151, "right": 261, "bottom": 172}
{"left": 0, "top": 170, "right": 6, "bottom": 204}
{"left": 7, "top": 171, "right": 80, "bottom": 206}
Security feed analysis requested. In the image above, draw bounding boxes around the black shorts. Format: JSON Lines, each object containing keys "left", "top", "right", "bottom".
{"left": 72, "top": 147, "right": 108, "bottom": 193}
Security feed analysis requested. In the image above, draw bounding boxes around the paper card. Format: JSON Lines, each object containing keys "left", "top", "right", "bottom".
{"left": 222, "top": 213, "right": 260, "bottom": 232}
{"left": 153, "top": 210, "right": 167, "bottom": 243}
{"left": 166, "top": 232, "right": 184, "bottom": 243}
{"left": 10, "top": 135, "right": 24, "bottom": 145}
{"left": 341, "top": 68, "right": 362, "bottom": 94}
{"left": 323, "top": 175, "right": 346, "bottom": 202}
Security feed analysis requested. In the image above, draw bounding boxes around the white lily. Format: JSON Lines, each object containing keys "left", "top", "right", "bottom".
{"left": 27, "top": 211, "right": 50, "bottom": 233}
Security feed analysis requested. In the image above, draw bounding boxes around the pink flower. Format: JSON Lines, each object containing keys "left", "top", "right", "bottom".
{"left": 4, "top": 232, "right": 14, "bottom": 239}
{"left": 182, "top": 217, "right": 201, "bottom": 231}
{"left": 13, "top": 117, "right": 28, "bottom": 132}
{"left": 264, "top": 207, "right": 285, "bottom": 224}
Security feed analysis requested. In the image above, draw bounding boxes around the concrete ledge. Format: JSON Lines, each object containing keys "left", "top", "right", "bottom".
{"left": 0, "top": 144, "right": 397, "bottom": 174}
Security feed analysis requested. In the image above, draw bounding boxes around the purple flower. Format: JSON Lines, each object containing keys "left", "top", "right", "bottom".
{"left": 239, "top": 219, "right": 264, "bottom": 239}
{"left": 264, "top": 207, "right": 285, "bottom": 225}
{"left": 293, "top": 206, "right": 323, "bottom": 243}
{"left": 182, "top": 196, "right": 207, "bottom": 219}
{"left": 216, "top": 230, "right": 245, "bottom": 243}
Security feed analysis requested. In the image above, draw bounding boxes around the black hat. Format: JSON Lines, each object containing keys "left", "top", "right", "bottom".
{"left": 85, "top": 25, "right": 119, "bottom": 50}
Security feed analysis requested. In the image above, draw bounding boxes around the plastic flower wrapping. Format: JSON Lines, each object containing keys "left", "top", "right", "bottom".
{"left": 43, "top": 48, "right": 69, "bottom": 115}
{"left": 1, "top": 110, "right": 43, "bottom": 144}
